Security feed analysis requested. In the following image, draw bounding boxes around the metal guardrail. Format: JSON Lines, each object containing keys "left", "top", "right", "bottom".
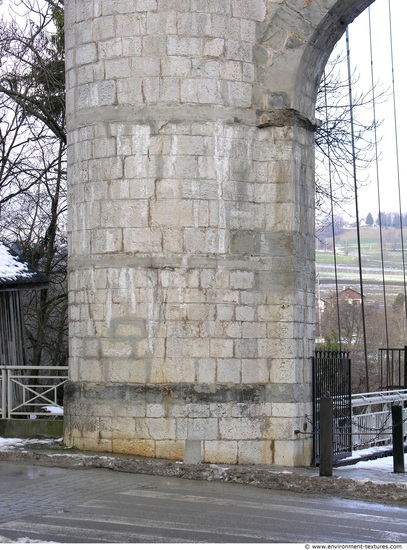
{"left": 351, "top": 389, "right": 407, "bottom": 448}
{"left": 352, "top": 388, "right": 407, "bottom": 406}
{"left": 0, "top": 366, "right": 68, "bottom": 419}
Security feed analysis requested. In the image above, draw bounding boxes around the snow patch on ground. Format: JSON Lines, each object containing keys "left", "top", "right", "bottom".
{"left": 29, "top": 406, "right": 64, "bottom": 419}
{"left": 40, "top": 406, "right": 63, "bottom": 415}
{"left": 336, "top": 444, "right": 397, "bottom": 470}
{"left": 0, "top": 535, "right": 57, "bottom": 543}
{"left": 0, "top": 438, "right": 62, "bottom": 451}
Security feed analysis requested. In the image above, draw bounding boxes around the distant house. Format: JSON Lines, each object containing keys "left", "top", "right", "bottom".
{"left": 0, "top": 242, "right": 49, "bottom": 365}
{"left": 338, "top": 287, "right": 363, "bottom": 306}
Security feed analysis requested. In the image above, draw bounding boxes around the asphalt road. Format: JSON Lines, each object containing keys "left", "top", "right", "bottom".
{"left": 1, "top": 462, "right": 406, "bottom": 543}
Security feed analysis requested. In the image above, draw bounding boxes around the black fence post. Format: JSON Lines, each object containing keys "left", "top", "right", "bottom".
{"left": 392, "top": 404, "right": 405, "bottom": 474}
{"left": 404, "top": 346, "right": 407, "bottom": 389}
{"left": 320, "top": 397, "right": 333, "bottom": 477}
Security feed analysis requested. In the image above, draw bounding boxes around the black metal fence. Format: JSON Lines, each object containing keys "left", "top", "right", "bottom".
{"left": 379, "top": 347, "right": 407, "bottom": 390}
{"left": 312, "top": 350, "right": 352, "bottom": 464}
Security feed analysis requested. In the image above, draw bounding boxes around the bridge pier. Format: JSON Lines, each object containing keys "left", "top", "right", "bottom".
{"left": 65, "top": 0, "right": 374, "bottom": 466}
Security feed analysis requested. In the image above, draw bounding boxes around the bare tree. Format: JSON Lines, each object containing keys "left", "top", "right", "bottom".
{"left": 0, "top": 0, "right": 67, "bottom": 366}
{"left": 319, "top": 295, "right": 387, "bottom": 392}
{"left": 315, "top": 50, "right": 386, "bottom": 218}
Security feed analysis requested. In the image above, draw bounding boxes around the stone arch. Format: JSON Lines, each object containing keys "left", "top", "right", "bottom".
{"left": 254, "top": 0, "right": 375, "bottom": 120}
{"left": 294, "top": 0, "right": 376, "bottom": 116}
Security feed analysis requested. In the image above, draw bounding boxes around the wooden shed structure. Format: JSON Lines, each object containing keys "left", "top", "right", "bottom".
{"left": 0, "top": 242, "right": 49, "bottom": 366}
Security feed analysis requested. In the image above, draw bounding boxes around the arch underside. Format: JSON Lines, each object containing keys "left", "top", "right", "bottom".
{"left": 295, "top": 0, "right": 376, "bottom": 115}
{"left": 258, "top": 0, "right": 376, "bottom": 119}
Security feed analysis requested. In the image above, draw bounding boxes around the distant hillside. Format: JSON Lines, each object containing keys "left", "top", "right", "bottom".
{"left": 316, "top": 226, "right": 407, "bottom": 303}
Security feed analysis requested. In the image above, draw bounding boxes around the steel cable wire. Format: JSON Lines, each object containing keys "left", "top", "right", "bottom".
{"left": 368, "top": 7, "right": 390, "bottom": 352}
{"left": 387, "top": 0, "right": 407, "bottom": 331}
{"left": 346, "top": 28, "right": 370, "bottom": 391}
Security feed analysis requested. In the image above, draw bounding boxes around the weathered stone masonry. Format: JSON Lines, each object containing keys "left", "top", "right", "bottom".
{"left": 65, "top": 0, "right": 375, "bottom": 466}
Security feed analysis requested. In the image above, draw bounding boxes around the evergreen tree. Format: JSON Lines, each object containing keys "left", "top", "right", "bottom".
{"left": 366, "top": 212, "right": 374, "bottom": 226}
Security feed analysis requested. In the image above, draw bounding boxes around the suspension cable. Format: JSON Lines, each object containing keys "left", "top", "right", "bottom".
{"left": 323, "top": 74, "right": 342, "bottom": 349}
{"left": 346, "top": 27, "right": 370, "bottom": 392}
{"left": 368, "top": 7, "right": 390, "bottom": 351}
{"left": 387, "top": 0, "right": 407, "bottom": 328}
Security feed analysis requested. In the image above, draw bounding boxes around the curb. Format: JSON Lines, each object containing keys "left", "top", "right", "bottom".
{"left": 1, "top": 448, "right": 407, "bottom": 504}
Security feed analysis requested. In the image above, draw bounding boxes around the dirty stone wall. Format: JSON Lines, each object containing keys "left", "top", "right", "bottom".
{"left": 65, "top": 0, "right": 374, "bottom": 466}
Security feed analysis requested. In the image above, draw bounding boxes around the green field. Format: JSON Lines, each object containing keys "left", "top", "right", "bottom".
{"left": 316, "top": 226, "right": 407, "bottom": 303}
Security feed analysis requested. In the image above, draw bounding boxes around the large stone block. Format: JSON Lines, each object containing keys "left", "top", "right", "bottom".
{"left": 203, "top": 440, "right": 238, "bottom": 464}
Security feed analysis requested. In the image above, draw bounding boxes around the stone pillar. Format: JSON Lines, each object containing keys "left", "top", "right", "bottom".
{"left": 64, "top": 0, "right": 338, "bottom": 467}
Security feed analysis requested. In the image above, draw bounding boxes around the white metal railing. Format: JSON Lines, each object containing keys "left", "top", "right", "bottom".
{"left": 0, "top": 366, "right": 68, "bottom": 419}
{"left": 351, "top": 389, "right": 407, "bottom": 448}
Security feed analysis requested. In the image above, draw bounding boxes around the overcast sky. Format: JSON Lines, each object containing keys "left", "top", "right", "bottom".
{"left": 342, "top": 0, "right": 406, "bottom": 220}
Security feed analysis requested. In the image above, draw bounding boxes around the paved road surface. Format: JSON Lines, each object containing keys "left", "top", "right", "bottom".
{"left": 1, "top": 462, "right": 406, "bottom": 543}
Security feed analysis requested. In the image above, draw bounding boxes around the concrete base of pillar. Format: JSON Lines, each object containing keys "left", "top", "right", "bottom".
{"left": 63, "top": 381, "right": 313, "bottom": 467}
